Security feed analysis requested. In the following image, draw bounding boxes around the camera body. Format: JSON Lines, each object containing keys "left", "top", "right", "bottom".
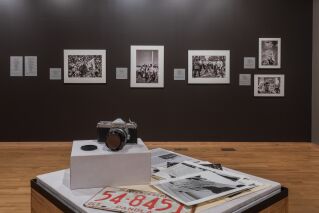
{"left": 97, "top": 119, "right": 137, "bottom": 151}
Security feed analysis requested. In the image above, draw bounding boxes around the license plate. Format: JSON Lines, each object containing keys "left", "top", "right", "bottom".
{"left": 84, "top": 187, "right": 193, "bottom": 213}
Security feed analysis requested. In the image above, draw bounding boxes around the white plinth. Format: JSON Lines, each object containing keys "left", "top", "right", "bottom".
{"left": 70, "top": 139, "right": 151, "bottom": 190}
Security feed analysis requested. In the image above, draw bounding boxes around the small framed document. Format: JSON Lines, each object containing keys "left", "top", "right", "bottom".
{"left": 50, "top": 68, "right": 62, "bottom": 80}
{"left": 244, "top": 57, "right": 256, "bottom": 69}
{"left": 25, "top": 56, "right": 38, "bottom": 76}
{"left": 116, "top": 67, "right": 128, "bottom": 80}
{"left": 10, "top": 56, "right": 23, "bottom": 77}
{"left": 239, "top": 74, "right": 251, "bottom": 86}
{"left": 174, "top": 68, "right": 186, "bottom": 80}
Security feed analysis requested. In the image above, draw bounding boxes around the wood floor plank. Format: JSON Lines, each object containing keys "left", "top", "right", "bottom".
{"left": 0, "top": 142, "right": 318, "bottom": 213}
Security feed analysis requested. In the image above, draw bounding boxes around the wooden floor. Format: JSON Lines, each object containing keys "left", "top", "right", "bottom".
{"left": 0, "top": 142, "right": 318, "bottom": 213}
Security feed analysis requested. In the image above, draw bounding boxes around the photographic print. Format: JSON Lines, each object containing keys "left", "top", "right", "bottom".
{"left": 259, "top": 38, "right": 281, "bottom": 69}
{"left": 151, "top": 148, "right": 198, "bottom": 170}
{"left": 254, "top": 75, "right": 285, "bottom": 97}
{"left": 153, "top": 171, "right": 252, "bottom": 206}
{"left": 131, "top": 46, "right": 164, "bottom": 88}
{"left": 188, "top": 50, "right": 230, "bottom": 84}
{"left": 154, "top": 160, "right": 262, "bottom": 184}
{"left": 153, "top": 162, "right": 208, "bottom": 180}
{"left": 64, "top": 50, "right": 106, "bottom": 83}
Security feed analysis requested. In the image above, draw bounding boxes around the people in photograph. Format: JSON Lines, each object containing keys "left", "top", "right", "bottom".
{"left": 68, "top": 56, "right": 102, "bottom": 78}
{"left": 262, "top": 41, "right": 278, "bottom": 66}
{"left": 274, "top": 84, "right": 280, "bottom": 94}
{"left": 165, "top": 176, "right": 237, "bottom": 202}
{"left": 274, "top": 78, "right": 281, "bottom": 94}
{"left": 193, "top": 56, "right": 226, "bottom": 78}
{"left": 79, "top": 62, "right": 88, "bottom": 77}
{"left": 193, "top": 60, "right": 201, "bottom": 77}
{"left": 262, "top": 50, "right": 276, "bottom": 65}
{"left": 136, "top": 63, "right": 159, "bottom": 83}
{"left": 258, "top": 78, "right": 280, "bottom": 94}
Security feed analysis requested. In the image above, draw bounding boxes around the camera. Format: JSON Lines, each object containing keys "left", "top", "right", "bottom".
{"left": 97, "top": 118, "right": 138, "bottom": 151}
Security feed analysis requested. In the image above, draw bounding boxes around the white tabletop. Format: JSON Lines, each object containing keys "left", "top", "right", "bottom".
{"left": 37, "top": 168, "right": 281, "bottom": 213}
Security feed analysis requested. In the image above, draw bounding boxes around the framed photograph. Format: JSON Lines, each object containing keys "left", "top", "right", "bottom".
{"left": 188, "top": 50, "right": 230, "bottom": 84}
{"left": 130, "top": 45, "right": 164, "bottom": 88}
{"left": 259, "top": 38, "right": 281, "bottom": 69}
{"left": 64, "top": 50, "right": 106, "bottom": 83}
{"left": 254, "top": 75, "right": 285, "bottom": 97}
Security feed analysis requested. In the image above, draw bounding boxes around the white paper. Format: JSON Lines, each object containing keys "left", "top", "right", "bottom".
{"left": 116, "top": 67, "right": 128, "bottom": 79}
{"left": 153, "top": 161, "right": 263, "bottom": 206}
{"left": 174, "top": 68, "right": 186, "bottom": 80}
{"left": 244, "top": 57, "right": 256, "bottom": 69}
{"left": 239, "top": 74, "right": 251, "bottom": 86}
{"left": 151, "top": 148, "right": 198, "bottom": 169}
{"left": 10, "top": 56, "right": 23, "bottom": 77}
{"left": 50, "top": 68, "right": 62, "bottom": 80}
{"left": 25, "top": 56, "right": 37, "bottom": 76}
{"left": 154, "top": 162, "right": 205, "bottom": 179}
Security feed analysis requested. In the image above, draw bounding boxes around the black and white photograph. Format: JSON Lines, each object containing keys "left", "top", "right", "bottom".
{"left": 153, "top": 162, "right": 206, "bottom": 180}
{"left": 136, "top": 50, "right": 159, "bottom": 83}
{"left": 130, "top": 46, "right": 164, "bottom": 88}
{"left": 153, "top": 171, "right": 252, "bottom": 206}
{"left": 64, "top": 50, "right": 106, "bottom": 83}
{"left": 153, "top": 161, "right": 224, "bottom": 180}
{"left": 254, "top": 75, "right": 285, "bottom": 97}
{"left": 188, "top": 50, "right": 230, "bottom": 84}
{"left": 153, "top": 161, "right": 262, "bottom": 185}
{"left": 259, "top": 38, "right": 281, "bottom": 69}
{"left": 151, "top": 148, "right": 198, "bottom": 170}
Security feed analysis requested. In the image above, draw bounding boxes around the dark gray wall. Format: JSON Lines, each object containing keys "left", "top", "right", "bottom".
{"left": 313, "top": 0, "right": 319, "bottom": 144}
{"left": 0, "top": 0, "right": 313, "bottom": 142}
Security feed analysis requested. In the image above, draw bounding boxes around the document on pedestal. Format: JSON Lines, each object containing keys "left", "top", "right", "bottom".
{"left": 151, "top": 148, "right": 198, "bottom": 170}
{"left": 153, "top": 161, "right": 262, "bottom": 206}
{"left": 116, "top": 67, "right": 128, "bottom": 79}
{"left": 174, "top": 69, "right": 186, "bottom": 80}
{"left": 244, "top": 57, "right": 256, "bottom": 69}
{"left": 50, "top": 68, "right": 62, "bottom": 80}
{"left": 239, "top": 74, "right": 251, "bottom": 86}
{"left": 25, "top": 56, "right": 37, "bottom": 76}
{"left": 10, "top": 56, "right": 23, "bottom": 77}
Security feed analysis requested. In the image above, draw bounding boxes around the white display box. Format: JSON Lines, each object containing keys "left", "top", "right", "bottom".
{"left": 70, "top": 139, "right": 151, "bottom": 190}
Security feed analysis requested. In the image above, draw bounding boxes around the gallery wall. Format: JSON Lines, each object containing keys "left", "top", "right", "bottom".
{"left": 312, "top": 0, "right": 319, "bottom": 144}
{"left": 0, "top": 0, "right": 313, "bottom": 142}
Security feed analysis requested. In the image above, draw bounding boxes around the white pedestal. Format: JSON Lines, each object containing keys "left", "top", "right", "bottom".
{"left": 70, "top": 139, "right": 151, "bottom": 190}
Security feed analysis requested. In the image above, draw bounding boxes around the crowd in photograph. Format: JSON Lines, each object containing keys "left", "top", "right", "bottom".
{"left": 192, "top": 56, "right": 226, "bottom": 78}
{"left": 258, "top": 78, "right": 281, "bottom": 94}
{"left": 136, "top": 64, "right": 159, "bottom": 83}
{"left": 68, "top": 55, "right": 102, "bottom": 78}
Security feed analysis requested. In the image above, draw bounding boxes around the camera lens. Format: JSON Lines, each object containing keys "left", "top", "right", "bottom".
{"left": 105, "top": 128, "right": 127, "bottom": 151}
